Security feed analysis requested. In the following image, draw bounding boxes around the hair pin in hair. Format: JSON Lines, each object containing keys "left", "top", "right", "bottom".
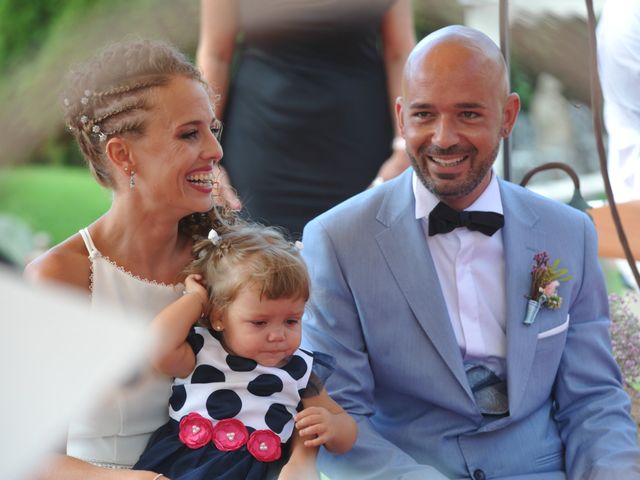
{"left": 208, "top": 229, "right": 221, "bottom": 245}
{"left": 91, "top": 124, "right": 107, "bottom": 142}
{"left": 294, "top": 241, "right": 303, "bottom": 251}
{"left": 80, "top": 89, "right": 93, "bottom": 106}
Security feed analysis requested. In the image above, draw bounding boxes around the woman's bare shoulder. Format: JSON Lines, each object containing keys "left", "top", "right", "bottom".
{"left": 24, "top": 233, "right": 91, "bottom": 291}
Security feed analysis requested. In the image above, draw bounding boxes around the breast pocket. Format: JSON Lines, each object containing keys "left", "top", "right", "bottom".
{"left": 525, "top": 315, "right": 572, "bottom": 406}
{"left": 537, "top": 314, "right": 570, "bottom": 340}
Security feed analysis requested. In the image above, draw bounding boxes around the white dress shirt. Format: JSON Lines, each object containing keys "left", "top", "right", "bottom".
{"left": 413, "top": 171, "right": 507, "bottom": 378}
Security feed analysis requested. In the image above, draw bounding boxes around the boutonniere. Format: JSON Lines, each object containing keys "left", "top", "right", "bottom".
{"left": 523, "top": 251, "right": 572, "bottom": 325}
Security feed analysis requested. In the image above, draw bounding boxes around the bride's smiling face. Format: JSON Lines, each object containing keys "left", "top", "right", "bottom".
{"left": 127, "top": 76, "right": 223, "bottom": 216}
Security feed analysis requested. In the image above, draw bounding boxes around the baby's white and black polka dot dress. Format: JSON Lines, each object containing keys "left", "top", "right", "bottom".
{"left": 170, "top": 326, "right": 314, "bottom": 443}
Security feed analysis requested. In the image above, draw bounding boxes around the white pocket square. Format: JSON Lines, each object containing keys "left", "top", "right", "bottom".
{"left": 537, "top": 315, "right": 570, "bottom": 339}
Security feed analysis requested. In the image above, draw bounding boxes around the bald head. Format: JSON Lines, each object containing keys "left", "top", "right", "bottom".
{"left": 395, "top": 25, "right": 520, "bottom": 209}
{"left": 403, "top": 26, "right": 510, "bottom": 99}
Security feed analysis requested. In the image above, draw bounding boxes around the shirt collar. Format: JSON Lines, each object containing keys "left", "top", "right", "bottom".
{"left": 413, "top": 169, "right": 504, "bottom": 220}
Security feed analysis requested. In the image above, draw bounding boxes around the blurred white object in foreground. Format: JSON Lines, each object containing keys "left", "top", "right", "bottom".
{"left": 0, "top": 267, "right": 153, "bottom": 479}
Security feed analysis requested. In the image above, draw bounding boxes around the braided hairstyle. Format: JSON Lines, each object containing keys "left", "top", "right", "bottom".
{"left": 183, "top": 221, "right": 310, "bottom": 326}
{"left": 62, "top": 38, "right": 204, "bottom": 188}
{"left": 63, "top": 37, "right": 234, "bottom": 237}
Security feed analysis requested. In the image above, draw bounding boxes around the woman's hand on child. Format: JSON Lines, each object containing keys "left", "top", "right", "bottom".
{"left": 126, "top": 471, "right": 170, "bottom": 480}
{"left": 277, "top": 459, "right": 319, "bottom": 480}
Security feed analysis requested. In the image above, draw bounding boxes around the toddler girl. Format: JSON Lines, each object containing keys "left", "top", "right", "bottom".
{"left": 134, "top": 222, "right": 357, "bottom": 479}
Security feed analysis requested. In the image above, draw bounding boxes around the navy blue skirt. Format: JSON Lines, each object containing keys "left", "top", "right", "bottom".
{"left": 134, "top": 420, "right": 287, "bottom": 480}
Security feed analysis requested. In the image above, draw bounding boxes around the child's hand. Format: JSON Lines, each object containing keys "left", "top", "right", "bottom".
{"left": 298, "top": 389, "right": 357, "bottom": 454}
{"left": 183, "top": 274, "right": 208, "bottom": 310}
{"left": 294, "top": 406, "right": 340, "bottom": 448}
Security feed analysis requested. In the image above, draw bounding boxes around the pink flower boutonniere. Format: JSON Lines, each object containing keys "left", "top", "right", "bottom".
{"left": 524, "top": 251, "right": 572, "bottom": 325}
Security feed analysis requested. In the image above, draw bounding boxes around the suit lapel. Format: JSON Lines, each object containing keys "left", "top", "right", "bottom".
{"left": 374, "top": 171, "right": 474, "bottom": 403}
{"left": 500, "top": 181, "right": 545, "bottom": 416}
{"left": 371, "top": 174, "right": 549, "bottom": 415}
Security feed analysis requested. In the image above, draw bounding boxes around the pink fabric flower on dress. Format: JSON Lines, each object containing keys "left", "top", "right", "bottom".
{"left": 212, "top": 418, "right": 249, "bottom": 451}
{"left": 247, "top": 429, "right": 282, "bottom": 462}
{"left": 178, "top": 412, "right": 213, "bottom": 449}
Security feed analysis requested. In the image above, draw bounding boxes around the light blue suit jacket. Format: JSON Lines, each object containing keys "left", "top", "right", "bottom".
{"left": 301, "top": 169, "right": 640, "bottom": 479}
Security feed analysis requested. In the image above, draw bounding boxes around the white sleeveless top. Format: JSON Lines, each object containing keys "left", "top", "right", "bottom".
{"left": 67, "top": 228, "right": 183, "bottom": 468}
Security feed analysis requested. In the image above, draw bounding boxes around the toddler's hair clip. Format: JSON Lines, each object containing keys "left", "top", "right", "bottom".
{"left": 208, "top": 229, "right": 221, "bottom": 246}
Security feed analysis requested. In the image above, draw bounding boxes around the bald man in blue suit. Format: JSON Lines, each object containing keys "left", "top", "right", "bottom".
{"left": 301, "top": 26, "right": 640, "bottom": 479}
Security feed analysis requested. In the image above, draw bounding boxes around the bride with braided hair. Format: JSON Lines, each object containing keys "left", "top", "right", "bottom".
{"left": 25, "top": 38, "right": 238, "bottom": 479}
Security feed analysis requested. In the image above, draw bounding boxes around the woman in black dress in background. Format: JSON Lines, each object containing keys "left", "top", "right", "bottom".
{"left": 198, "top": 0, "right": 415, "bottom": 239}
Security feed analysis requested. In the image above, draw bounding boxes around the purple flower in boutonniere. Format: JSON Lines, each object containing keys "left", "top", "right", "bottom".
{"left": 523, "top": 251, "right": 572, "bottom": 325}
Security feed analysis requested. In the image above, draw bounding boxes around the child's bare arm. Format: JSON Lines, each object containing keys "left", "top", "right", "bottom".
{"left": 296, "top": 388, "right": 358, "bottom": 454}
{"left": 150, "top": 274, "right": 207, "bottom": 378}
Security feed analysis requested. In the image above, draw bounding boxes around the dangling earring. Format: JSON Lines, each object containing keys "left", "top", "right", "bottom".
{"left": 123, "top": 165, "right": 135, "bottom": 189}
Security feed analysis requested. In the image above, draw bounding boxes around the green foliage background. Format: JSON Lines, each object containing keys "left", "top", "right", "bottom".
{"left": 0, "top": 0, "right": 94, "bottom": 74}
{"left": 0, "top": 166, "right": 110, "bottom": 244}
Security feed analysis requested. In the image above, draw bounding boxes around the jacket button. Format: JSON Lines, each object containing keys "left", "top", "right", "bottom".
{"left": 473, "top": 469, "right": 486, "bottom": 480}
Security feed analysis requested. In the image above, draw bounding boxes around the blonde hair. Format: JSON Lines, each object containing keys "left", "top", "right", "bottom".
{"left": 184, "top": 221, "right": 310, "bottom": 326}
{"left": 62, "top": 38, "right": 206, "bottom": 189}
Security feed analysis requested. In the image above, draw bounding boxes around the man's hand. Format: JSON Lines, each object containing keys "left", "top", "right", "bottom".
{"left": 213, "top": 164, "right": 242, "bottom": 211}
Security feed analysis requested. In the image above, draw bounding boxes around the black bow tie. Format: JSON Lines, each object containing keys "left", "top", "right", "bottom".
{"left": 428, "top": 202, "right": 504, "bottom": 237}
